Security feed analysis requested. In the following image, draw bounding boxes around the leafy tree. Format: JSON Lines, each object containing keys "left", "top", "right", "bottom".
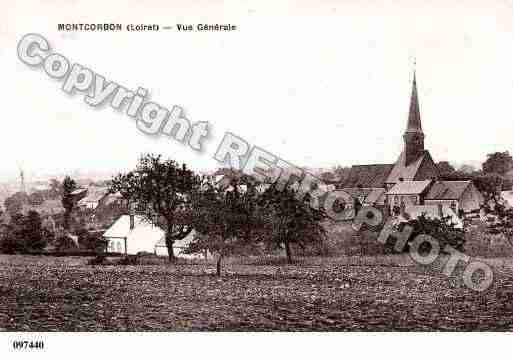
{"left": 482, "top": 151, "right": 513, "bottom": 176}
{"left": 187, "top": 177, "right": 263, "bottom": 276}
{"left": 486, "top": 205, "right": 513, "bottom": 249}
{"left": 76, "top": 227, "right": 106, "bottom": 252}
{"left": 320, "top": 172, "right": 336, "bottom": 183}
{"left": 22, "top": 210, "right": 50, "bottom": 251}
{"left": 473, "top": 173, "right": 504, "bottom": 205}
{"left": 333, "top": 165, "right": 351, "bottom": 185}
{"left": 0, "top": 211, "right": 52, "bottom": 253}
{"left": 61, "top": 176, "right": 78, "bottom": 231}
{"left": 260, "top": 183, "right": 327, "bottom": 264}
{"left": 395, "top": 213, "right": 466, "bottom": 253}
{"left": 54, "top": 234, "right": 77, "bottom": 251}
{"left": 437, "top": 161, "right": 455, "bottom": 176}
{"left": 49, "top": 179, "right": 62, "bottom": 199}
{"left": 459, "top": 164, "right": 478, "bottom": 174}
{"left": 4, "top": 192, "right": 28, "bottom": 216}
{"left": 110, "top": 154, "right": 200, "bottom": 261}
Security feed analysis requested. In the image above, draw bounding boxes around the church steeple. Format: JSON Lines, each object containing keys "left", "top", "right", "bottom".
{"left": 403, "top": 62, "right": 425, "bottom": 165}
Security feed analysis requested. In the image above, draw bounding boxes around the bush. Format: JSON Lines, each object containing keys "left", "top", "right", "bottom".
{"left": 0, "top": 211, "right": 53, "bottom": 254}
{"left": 395, "top": 213, "right": 466, "bottom": 253}
{"left": 88, "top": 255, "right": 107, "bottom": 265}
{"left": 115, "top": 255, "right": 139, "bottom": 266}
{"left": 54, "top": 235, "right": 78, "bottom": 251}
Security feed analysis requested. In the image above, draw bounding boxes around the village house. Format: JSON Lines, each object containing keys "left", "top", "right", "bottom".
{"left": 340, "top": 70, "right": 484, "bottom": 221}
{"left": 102, "top": 213, "right": 204, "bottom": 258}
{"left": 77, "top": 187, "right": 109, "bottom": 210}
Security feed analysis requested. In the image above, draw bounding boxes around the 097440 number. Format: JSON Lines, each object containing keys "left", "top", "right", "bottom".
{"left": 12, "top": 341, "right": 44, "bottom": 350}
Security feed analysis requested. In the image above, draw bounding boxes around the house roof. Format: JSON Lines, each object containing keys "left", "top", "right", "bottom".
{"left": 387, "top": 180, "right": 432, "bottom": 195}
{"left": 103, "top": 215, "right": 156, "bottom": 238}
{"left": 71, "top": 188, "right": 88, "bottom": 196}
{"left": 78, "top": 187, "right": 109, "bottom": 204}
{"left": 342, "top": 187, "right": 374, "bottom": 199}
{"left": 365, "top": 188, "right": 387, "bottom": 205}
{"left": 425, "top": 181, "right": 471, "bottom": 200}
{"left": 342, "top": 164, "right": 394, "bottom": 188}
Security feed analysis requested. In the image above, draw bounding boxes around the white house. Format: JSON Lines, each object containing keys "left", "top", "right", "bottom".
{"left": 501, "top": 190, "right": 513, "bottom": 209}
{"left": 102, "top": 214, "right": 204, "bottom": 258}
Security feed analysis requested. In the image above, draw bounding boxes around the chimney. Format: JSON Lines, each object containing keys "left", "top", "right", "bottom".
{"left": 437, "top": 203, "right": 443, "bottom": 218}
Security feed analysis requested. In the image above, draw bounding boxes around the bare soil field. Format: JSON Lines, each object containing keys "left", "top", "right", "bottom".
{"left": 1, "top": 254, "right": 513, "bottom": 331}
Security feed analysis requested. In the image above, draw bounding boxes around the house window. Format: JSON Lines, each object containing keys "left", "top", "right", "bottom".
{"left": 117, "top": 241, "right": 122, "bottom": 253}
{"left": 108, "top": 241, "right": 114, "bottom": 252}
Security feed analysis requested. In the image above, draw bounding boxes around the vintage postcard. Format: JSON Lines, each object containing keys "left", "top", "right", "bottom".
{"left": 0, "top": 0, "right": 512, "bottom": 356}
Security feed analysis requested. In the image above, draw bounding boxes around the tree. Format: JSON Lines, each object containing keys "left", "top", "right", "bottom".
{"left": 437, "top": 161, "right": 455, "bottom": 176}
{"left": 473, "top": 173, "right": 504, "bottom": 205}
{"left": 332, "top": 165, "right": 351, "bottom": 185}
{"left": 76, "top": 227, "right": 106, "bottom": 252}
{"left": 459, "top": 164, "right": 477, "bottom": 174}
{"left": 4, "top": 192, "right": 28, "bottom": 216}
{"left": 49, "top": 179, "right": 62, "bottom": 199}
{"left": 260, "top": 183, "right": 327, "bottom": 264}
{"left": 61, "top": 176, "right": 78, "bottom": 231}
{"left": 395, "top": 213, "right": 466, "bottom": 253}
{"left": 0, "top": 210, "right": 52, "bottom": 254}
{"left": 486, "top": 206, "right": 513, "bottom": 249}
{"left": 482, "top": 151, "right": 513, "bottom": 176}
{"left": 320, "top": 172, "right": 336, "bottom": 183}
{"left": 110, "top": 154, "right": 200, "bottom": 261}
{"left": 187, "top": 177, "right": 263, "bottom": 276}
{"left": 22, "top": 210, "right": 50, "bottom": 251}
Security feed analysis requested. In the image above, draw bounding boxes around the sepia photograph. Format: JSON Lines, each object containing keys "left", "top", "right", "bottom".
{"left": 1, "top": 0, "right": 513, "bottom": 356}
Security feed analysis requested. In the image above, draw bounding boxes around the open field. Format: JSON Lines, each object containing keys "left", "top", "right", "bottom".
{"left": 1, "top": 254, "right": 513, "bottom": 331}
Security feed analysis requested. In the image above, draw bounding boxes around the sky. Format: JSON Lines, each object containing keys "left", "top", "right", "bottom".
{"left": 0, "top": 0, "right": 512, "bottom": 182}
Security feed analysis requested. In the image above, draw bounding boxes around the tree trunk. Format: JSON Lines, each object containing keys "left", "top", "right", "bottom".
{"left": 165, "top": 231, "right": 175, "bottom": 262}
{"left": 216, "top": 254, "right": 223, "bottom": 277}
{"left": 63, "top": 211, "right": 70, "bottom": 231}
{"left": 284, "top": 241, "right": 293, "bottom": 264}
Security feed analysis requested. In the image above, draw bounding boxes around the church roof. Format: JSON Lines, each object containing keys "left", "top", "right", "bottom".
{"left": 386, "top": 150, "right": 427, "bottom": 184}
{"left": 386, "top": 180, "right": 432, "bottom": 195}
{"left": 425, "top": 181, "right": 471, "bottom": 200}
{"left": 342, "top": 164, "right": 394, "bottom": 188}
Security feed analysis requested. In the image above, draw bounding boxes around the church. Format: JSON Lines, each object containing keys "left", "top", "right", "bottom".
{"left": 340, "top": 70, "right": 483, "bottom": 222}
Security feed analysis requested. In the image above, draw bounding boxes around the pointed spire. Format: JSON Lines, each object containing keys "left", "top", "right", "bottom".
{"left": 405, "top": 59, "right": 423, "bottom": 133}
